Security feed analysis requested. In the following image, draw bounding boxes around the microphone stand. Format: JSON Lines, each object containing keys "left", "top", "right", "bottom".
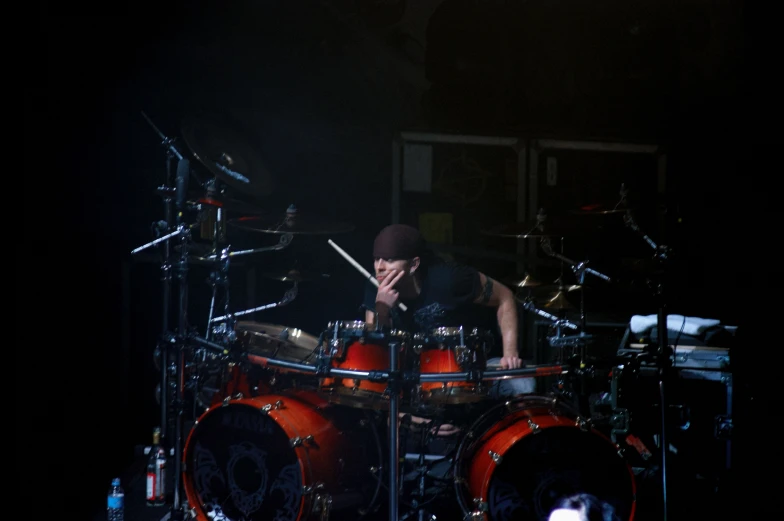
{"left": 624, "top": 209, "right": 672, "bottom": 521}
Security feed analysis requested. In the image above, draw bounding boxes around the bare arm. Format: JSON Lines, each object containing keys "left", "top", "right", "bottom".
{"left": 474, "top": 272, "right": 522, "bottom": 368}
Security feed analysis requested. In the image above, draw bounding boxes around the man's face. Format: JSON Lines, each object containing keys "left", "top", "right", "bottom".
{"left": 374, "top": 258, "right": 411, "bottom": 283}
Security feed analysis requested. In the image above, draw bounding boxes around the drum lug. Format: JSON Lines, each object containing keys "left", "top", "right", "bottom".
{"left": 610, "top": 408, "right": 630, "bottom": 437}
{"left": 302, "top": 482, "right": 325, "bottom": 495}
{"left": 455, "top": 344, "right": 468, "bottom": 367}
{"left": 329, "top": 339, "right": 346, "bottom": 359}
{"left": 488, "top": 451, "right": 503, "bottom": 465}
{"left": 290, "top": 434, "right": 315, "bottom": 447}
{"left": 527, "top": 418, "right": 540, "bottom": 433}
{"left": 470, "top": 498, "right": 489, "bottom": 519}
{"left": 314, "top": 493, "right": 333, "bottom": 521}
{"left": 261, "top": 400, "right": 284, "bottom": 413}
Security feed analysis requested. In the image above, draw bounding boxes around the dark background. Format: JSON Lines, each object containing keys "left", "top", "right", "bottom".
{"left": 32, "top": 1, "right": 774, "bottom": 518}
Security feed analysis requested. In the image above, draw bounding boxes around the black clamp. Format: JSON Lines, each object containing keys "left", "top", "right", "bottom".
{"left": 465, "top": 369, "right": 484, "bottom": 383}
{"left": 368, "top": 370, "right": 388, "bottom": 383}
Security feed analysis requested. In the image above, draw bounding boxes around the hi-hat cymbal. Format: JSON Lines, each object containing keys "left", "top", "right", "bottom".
{"left": 228, "top": 206, "right": 355, "bottom": 235}
{"left": 262, "top": 268, "right": 330, "bottom": 282}
{"left": 181, "top": 114, "right": 274, "bottom": 198}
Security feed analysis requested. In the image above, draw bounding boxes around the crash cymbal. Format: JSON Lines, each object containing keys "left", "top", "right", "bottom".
{"left": 228, "top": 205, "right": 355, "bottom": 235}
{"left": 181, "top": 114, "right": 274, "bottom": 198}
{"left": 262, "top": 268, "right": 330, "bottom": 282}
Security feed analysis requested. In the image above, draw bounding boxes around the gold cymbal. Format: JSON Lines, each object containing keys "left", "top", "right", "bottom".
{"left": 519, "top": 285, "right": 580, "bottom": 310}
{"left": 540, "top": 291, "right": 576, "bottom": 310}
{"left": 506, "top": 272, "right": 543, "bottom": 288}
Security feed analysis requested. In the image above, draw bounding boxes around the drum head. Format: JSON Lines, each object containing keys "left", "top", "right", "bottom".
{"left": 184, "top": 402, "right": 304, "bottom": 521}
{"left": 485, "top": 426, "right": 636, "bottom": 521}
{"left": 236, "top": 321, "right": 320, "bottom": 362}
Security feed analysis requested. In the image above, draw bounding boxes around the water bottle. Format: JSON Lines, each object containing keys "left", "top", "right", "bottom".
{"left": 107, "top": 477, "right": 125, "bottom": 521}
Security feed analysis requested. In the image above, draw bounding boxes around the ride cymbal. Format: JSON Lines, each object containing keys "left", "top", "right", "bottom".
{"left": 228, "top": 206, "right": 355, "bottom": 235}
{"left": 181, "top": 114, "right": 274, "bottom": 198}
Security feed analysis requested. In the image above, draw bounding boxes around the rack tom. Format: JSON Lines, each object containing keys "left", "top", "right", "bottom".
{"left": 318, "top": 320, "right": 411, "bottom": 409}
{"left": 415, "top": 326, "right": 493, "bottom": 406}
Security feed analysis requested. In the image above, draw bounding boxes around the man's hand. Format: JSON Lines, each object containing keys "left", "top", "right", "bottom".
{"left": 499, "top": 355, "right": 523, "bottom": 369}
{"left": 376, "top": 269, "right": 405, "bottom": 309}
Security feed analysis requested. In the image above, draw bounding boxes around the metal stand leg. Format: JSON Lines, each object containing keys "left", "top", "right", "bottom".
{"left": 388, "top": 341, "right": 400, "bottom": 521}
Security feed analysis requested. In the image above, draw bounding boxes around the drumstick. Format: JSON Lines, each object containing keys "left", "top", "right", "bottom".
{"left": 328, "top": 239, "right": 408, "bottom": 312}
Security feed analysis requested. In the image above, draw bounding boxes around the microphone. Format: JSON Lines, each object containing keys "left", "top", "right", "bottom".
{"left": 175, "top": 158, "right": 190, "bottom": 212}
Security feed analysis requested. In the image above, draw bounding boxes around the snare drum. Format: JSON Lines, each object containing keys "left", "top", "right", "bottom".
{"left": 318, "top": 320, "right": 411, "bottom": 409}
{"left": 415, "top": 326, "right": 492, "bottom": 405}
{"left": 453, "top": 394, "right": 637, "bottom": 521}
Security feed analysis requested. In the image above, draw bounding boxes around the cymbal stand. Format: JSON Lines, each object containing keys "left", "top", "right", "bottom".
{"left": 138, "top": 112, "right": 189, "bottom": 452}
{"left": 624, "top": 208, "right": 672, "bottom": 521}
{"left": 387, "top": 339, "right": 402, "bottom": 521}
{"left": 209, "top": 276, "right": 298, "bottom": 325}
{"left": 522, "top": 299, "right": 581, "bottom": 398}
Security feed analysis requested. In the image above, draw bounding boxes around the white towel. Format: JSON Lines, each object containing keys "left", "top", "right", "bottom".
{"left": 630, "top": 314, "right": 721, "bottom": 337}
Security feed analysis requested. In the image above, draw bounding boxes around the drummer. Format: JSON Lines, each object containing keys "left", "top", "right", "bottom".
{"left": 363, "top": 223, "right": 534, "bottom": 398}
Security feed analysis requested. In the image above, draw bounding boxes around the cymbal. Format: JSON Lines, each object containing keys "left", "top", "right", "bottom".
{"left": 262, "top": 268, "right": 330, "bottom": 282}
{"left": 228, "top": 206, "right": 355, "bottom": 235}
{"left": 481, "top": 220, "right": 576, "bottom": 239}
{"left": 235, "top": 321, "right": 320, "bottom": 362}
{"left": 188, "top": 193, "right": 266, "bottom": 215}
{"left": 539, "top": 291, "right": 576, "bottom": 310}
{"left": 532, "top": 284, "right": 583, "bottom": 294}
{"left": 181, "top": 114, "right": 274, "bottom": 198}
{"left": 518, "top": 286, "right": 578, "bottom": 310}
{"left": 506, "top": 272, "right": 543, "bottom": 288}
{"left": 571, "top": 203, "right": 630, "bottom": 216}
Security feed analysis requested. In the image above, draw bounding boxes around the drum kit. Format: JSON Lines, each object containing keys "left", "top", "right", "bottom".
{"left": 134, "top": 113, "right": 682, "bottom": 521}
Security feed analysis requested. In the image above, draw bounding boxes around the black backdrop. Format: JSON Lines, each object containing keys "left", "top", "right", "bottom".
{"left": 33, "top": 1, "right": 773, "bottom": 517}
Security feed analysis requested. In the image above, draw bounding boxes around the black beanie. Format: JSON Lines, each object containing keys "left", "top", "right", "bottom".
{"left": 373, "top": 224, "right": 425, "bottom": 259}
